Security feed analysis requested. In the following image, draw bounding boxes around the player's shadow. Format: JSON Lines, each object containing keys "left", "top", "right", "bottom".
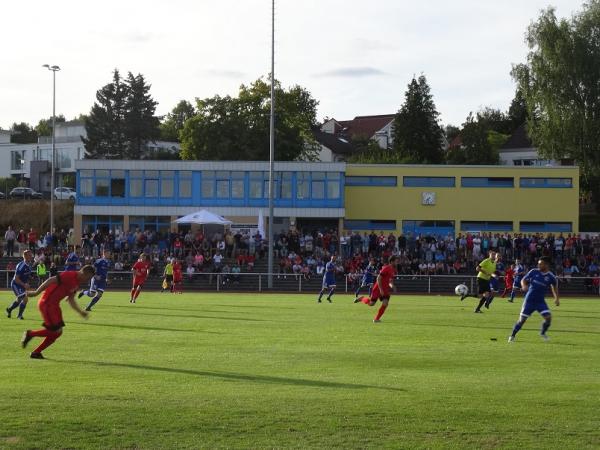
{"left": 73, "top": 321, "right": 222, "bottom": 334}
{"left": 102, "top": 309, "right": 269, "bottom": 322}
{"left": 59, "top": 359, "right": 406, "bottom": 392}
{"left": 413, "top": 322, "right": 600, "bottom": 335}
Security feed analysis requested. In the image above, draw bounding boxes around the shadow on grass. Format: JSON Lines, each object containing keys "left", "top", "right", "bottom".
{"left": 412, "top": 322, "right": 600, "bottom": 335}
{"left": 72, "top": 321, "right": 222, "bottom": 334}
{"left": 58, "top": 359, "right": 406, "bottom": 392}
{"left": 99, "top": 309, "right": 268, "bottom": 322}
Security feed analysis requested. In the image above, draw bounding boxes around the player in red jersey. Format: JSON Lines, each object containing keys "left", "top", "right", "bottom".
{"left": 354, "top": 255, "right": 398, "bottom": 323}
{"left": 130, "top": 253, "right": 151, "bottom": 303}
{"left": 501, "top": 263, "right": 514, "bottom": 298}
{"left": 21, "top": 265, "right": 95, "bottom": 359}
{"left": 172, "top": 258, "right": 183, "bottom": 294}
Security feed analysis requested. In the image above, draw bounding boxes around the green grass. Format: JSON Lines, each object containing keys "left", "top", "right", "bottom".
{"left": 1, "top": 291, "right": 599, "bottom": 449}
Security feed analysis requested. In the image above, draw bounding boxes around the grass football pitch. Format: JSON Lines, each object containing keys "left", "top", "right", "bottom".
{"left": 1, "top": 291, "right": 599, "bottom": 449}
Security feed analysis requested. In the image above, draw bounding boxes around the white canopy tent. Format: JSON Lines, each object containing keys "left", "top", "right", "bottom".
{"left": 173, "top": 210, "right": 233, "bottom": 226}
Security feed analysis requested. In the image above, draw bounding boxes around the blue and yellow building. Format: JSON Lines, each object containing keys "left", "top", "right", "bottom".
{"left": 74, "top": 160, "right": 579, "bottom": 236}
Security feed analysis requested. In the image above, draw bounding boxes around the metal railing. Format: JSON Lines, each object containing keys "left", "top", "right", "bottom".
{"left": 2, "top": 270, "right": 599, "bottom": 296}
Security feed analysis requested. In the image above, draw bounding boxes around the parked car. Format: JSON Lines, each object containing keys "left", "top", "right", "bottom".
{"left": 54, "top": 187, "right": 77, "bottom": 200}
{"left": 9, "top": 187, "right": 43, "bottom": 199}
{"left": 0, "top": 191, "right": 5, "bottom": 199}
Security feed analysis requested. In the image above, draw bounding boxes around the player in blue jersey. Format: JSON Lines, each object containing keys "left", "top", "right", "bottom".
{"left": 65, "top": 248, "right": 81, "bottom": 271}
{"left": 317, "top": 255, "right": 337, "bottom": 303}
{"left": 354, "top": 258, "right": 377, "bottom": 300}
{"left": 508, "top": 258, "right": 526, "bottom": 303}
{"left": 485, "top": 253, "right": 504, "bottom": 309}
{"left": 5, "top": 250, "right": 34, "bottom": 319}
{"left": 78, "top": 250, "right": 110, "bottom": 311}
{"left": 508, "top": 256, "right": 559, "bottom": 343}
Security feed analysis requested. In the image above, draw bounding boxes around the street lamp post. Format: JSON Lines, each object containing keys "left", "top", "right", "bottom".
{"left": 267, "top": 0, "right": 275, "bottom": 289}
{"left": 42, "top": 64, "right": 60, "bottom": 234}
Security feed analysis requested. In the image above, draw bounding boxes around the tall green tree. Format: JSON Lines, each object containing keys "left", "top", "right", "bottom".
{"left": 512, "top": 2, "right": 600, "bottom": 205}
{"left": 124, "top": 72, "right": 160, "bottom": 159}
{"left": 160, "top": 100, "right": 195, "bottom": 142}
{"left": 507, "top": 89, "right": 528, "bottom": 131}
{"left": 10, "top": 122, "right": 38, "bottom": 143}
{"left": 181, "top": 78, "right": 319, "bottom": 161}
{"left": 446, "top": 113, "right": 501, "bottom": 165}
{"left": 392, "top": 75, "right": 444, "bottom": 164}
{"left": 84, "top": 69, "right": 128, "bottom": 159}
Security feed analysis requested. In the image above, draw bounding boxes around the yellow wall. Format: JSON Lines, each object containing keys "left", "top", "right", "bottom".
{"left": 344, "top": 165, "right": 580, "bottom": 233}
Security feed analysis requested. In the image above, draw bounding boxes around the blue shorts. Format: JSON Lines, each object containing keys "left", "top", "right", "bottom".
{"left": 513, "top": 277, "right": 523, "bottom": 290}
{"left": 90, "top": 277, "right": 107, "bottom": 293}
{"left": 11, "top": 282, "right": 26, "bottom": 299}
{"left": 322, "top": 277, "right": 336, "bottom": 289}
{"left": 489, "top": 277, "right": 499, "bottom": 291}
{"left": 520, "top": 298, "right": 551, "bottom": 318}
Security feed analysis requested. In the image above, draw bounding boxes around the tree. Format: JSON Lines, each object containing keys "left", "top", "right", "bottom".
{"left": 512, "top": 2, "right": 600, "bottom": 206}
{"left": 35, "top": 115, "right": 66, "bottom": 137}
{"left": 445, "top": 125, "right": 461, "bottom": 143}
{"left": 160, "top": 100, "right": 195, "bottom": 142}
{"left": 446, "top": 113, "right": 500, "bottom": 165}
{"left": 392, "top": 75, "right": 444, "bottom": 164}
{"left": 507, "top": 89, "right": 528, "bottom": 131}
{"left": 84, "top": 70, "right": 160, "bottom": 159}
{"left": 124, "top": 72, "right": 160, "bottom": 159}
{"left": 181, "top": 78, "right": 319, "bottom": 161}
{"left": 84, "top": 69, "right": 128, "bottom": 159}
{"left": 10, "top": 122, "right": 38, "bottom": 143}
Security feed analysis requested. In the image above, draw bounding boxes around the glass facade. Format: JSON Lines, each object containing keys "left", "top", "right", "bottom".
{"left": 77, "top": 169, "right": 345, "bottom": 208}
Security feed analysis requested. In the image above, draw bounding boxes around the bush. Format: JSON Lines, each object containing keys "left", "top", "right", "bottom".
{"left": 0, "top": 200, "right": 73, "bottom": 233}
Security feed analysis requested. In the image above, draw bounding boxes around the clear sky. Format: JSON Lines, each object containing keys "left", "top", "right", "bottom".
{"left": 0, "top": 0, "right": 582, "bottom": 131}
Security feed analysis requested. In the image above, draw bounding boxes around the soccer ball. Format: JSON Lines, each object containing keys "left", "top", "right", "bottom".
{"left": 455, "top": 284, "right": 468, "bottom": 296}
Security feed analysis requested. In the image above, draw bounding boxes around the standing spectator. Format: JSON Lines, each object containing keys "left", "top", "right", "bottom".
{"left": 27, "top": 228, "right": 38, "bottom": 252}
{"left": 5, "top": 226, "right": 16, "bottom": 256}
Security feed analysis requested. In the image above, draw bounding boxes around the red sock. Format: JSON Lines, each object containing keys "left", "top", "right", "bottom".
{"left": 130, "top": 288, "right": 136, "bottom": 299}
{"left": 360, "top": 296, "right": 371, "bottom": 305}
{"left": 28, "top": 329, "right": 51, "bottom": 338}
{"left": 32, "top": 331, "right": 61, "bottom": 354}
{"left": 375, "top": 304, "right": 388, "bottom": 321}
{"left": 134, "top": 288, "right": 142, "bottom": 300}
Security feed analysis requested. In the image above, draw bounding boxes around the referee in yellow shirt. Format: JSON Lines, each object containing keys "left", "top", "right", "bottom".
{"left": 461, "top": 250, "right": 497, "bottom": 313}
{"left": 162, "top": 259, "right": 174, "bottom": 293}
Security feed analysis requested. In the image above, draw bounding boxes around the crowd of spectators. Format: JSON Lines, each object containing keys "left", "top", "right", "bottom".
{"left": 2, "top": 225, "right": 600, "bottom": 292}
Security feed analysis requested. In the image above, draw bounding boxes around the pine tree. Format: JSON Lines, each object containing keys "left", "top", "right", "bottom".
{"left": 84, "top": 69, "right": 128, "bottom": 159}
{"left": 124, "top": 73, "right": 160, "bottom": 159}
{"left": 392, "top": 75, "right": 444, "bottom": 164}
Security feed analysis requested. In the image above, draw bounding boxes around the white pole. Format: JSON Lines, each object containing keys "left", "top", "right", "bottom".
{"left": 43, "top": 64, "right": 60, "bottom": 234}
{"left": 267, "top": 0, "right": 275, "bottom": 289}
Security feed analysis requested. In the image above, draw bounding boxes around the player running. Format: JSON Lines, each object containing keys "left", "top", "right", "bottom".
{"left": 461, "top": 250, "right": 496, "bottom": 313}
{"left": 485, "top": 253, "right": 503, "bottom": 309}
{"left": 354, "top": 257, "right": 377, "bottom": 300}
{"left": 508, "top": 256, "right": 559, "bottom": 343}
{"left": 501, "top": 262, "right": 514, "bottom": 298}
{"left": 5, "top": 250, "right": 34, "bottom": 320}
{"left": 355, "top": 255, "right": 398, "bottom": 323}
{"left": 173, "top": 258, "right": 183, "bottom": 294}
{"left": 161, "top": 258, "right": 174, "bottom": 293}
{"left": 78, "top": 250, "right": 111, "bottom": 311}
{"left": 21, "top": 265, "right": 95, "bottom": 359}
{"left": 508, "top": 259, "right": 526, "bottom": 303}
{"left": 65, "top": 248, "right": 81, "bottom": 271}
{"left": 317, "top": 255, "right": 337, "bottom": 303}
{"left": 130, "top": 253, "right": 151, "bottom": 303}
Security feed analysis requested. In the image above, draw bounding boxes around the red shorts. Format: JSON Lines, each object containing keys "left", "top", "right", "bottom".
{"left": 39, "top": 301, "right": 64, "bottom": 331}
{"left": 133, "top": 277, "right": 147, "bottom": 287}
{"left": 370, "top": 284, "right": 391, "bottom": 302}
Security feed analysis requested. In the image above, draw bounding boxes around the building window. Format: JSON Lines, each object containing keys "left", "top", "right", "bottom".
{"left": 80, "top": 178, "right": 93, "bottom": 197}
{"left": 179, "top": 171, "right": 192, "bottom": 198}
{"left": 95, "top": 179, "right": 109, "bottom": 196}
{"left": 231, "top": 171, "right": 245, "bottom": 199}
{"left": 461, "top": 177, "right": 514, "bottom": 188}
{"left": 145, "top": 179, "right": 158, "bottom": 198}
{"left": 202, "top": 171, "right": 215, "bottom": 197}
{"left": 111, "top": 170, "right": 125, "bottom": 198}
{"left": 216, "top": 171, "right": 230, "bottom": 198}
{"left": 297, "top": 173, "right": 310, "bottom": 199}
{"left": 82, "top": 215, "right": 123, "bottom": 234}
{"left": 520, "top": 222, "right": 572, "bottom": 232}
{"left": 346, "top": 176, "right": 397, "bottom": 186}
{"left": 344, "top": 220, "right": 396, "bottom": 230}
{"left": 520, "top": 177, "right": 572, "bottom": 188}
{"left": 403, "top": 177, "right": 455, "bottom": 187}
{"left": 11, "top": 151, "right": 25, "bottom": 170}
{"left": 279, "top": 172, "right": 292, "bottom": 199}
{"left": 312, "top": 172, "right": 325, "bottom": 199}
{"left": 461, "top": 221, "right": 513, "bottom": 231}
{"left": 160, "top": 171, "right": 174, "bottom": 198}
